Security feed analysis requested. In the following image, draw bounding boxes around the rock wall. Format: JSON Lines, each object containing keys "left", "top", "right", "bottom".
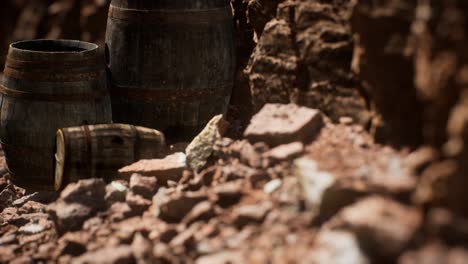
{"left": 244, "top": 0, "right": 371, "bottom": 126}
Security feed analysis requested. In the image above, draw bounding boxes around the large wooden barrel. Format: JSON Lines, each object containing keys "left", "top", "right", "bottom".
{"left": 0, "top": 39, "right": 112, "bottom": 190}
{"left": 105, "top": 0, "right": 235, "bottom": 141}
{"left": 55, "top": 124, "right": 166, "bottom": 190}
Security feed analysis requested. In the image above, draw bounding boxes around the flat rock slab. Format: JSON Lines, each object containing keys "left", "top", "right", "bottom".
{"left": 119, "top": 153, "right": 187, "bottom": 184}
{"left": 244, "top": 104, "right": 323, "bottom": 146}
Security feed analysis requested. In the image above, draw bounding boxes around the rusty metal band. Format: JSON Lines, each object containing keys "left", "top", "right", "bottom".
{"left": 3, "top": 67, "right": 104, "bottom": 82}
{"left": 82, "top": 125, "right": 93, "bottom": 178}
{"left": 0, "top": 85, "right": 108, "bottom": 102}
{"left": 108, "top": 5, "right": 232, "bottom": 24}
{"left": 111, "top": 84, "right": 232, "bottom": 101}
{"left": 130, "top": 125, "right": 140, "bottom": 162}
{"left": 5, "top": 57, "right": 103, "bottom": 70}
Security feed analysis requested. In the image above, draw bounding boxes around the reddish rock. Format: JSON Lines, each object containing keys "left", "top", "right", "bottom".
{"left": 129, "top": 174, "right": 158, "bottom": 200}
{"left": 49, "top": 202, "right": 93, "bottom": 233}
{"left": 125, "top": 193, "right": 151, "bottom": 215}
{"left": 105, "top": 181, "right": 129, "bottom": 205}
{"left": 244, "top": 104, "right": 324, "bottom": 146}
{"left": 153, "top": 191, "right": 208, "bottom": 223}
{"left": 195, "top": 250, "right": 244, "bottom": 264}
{"left": 119, "top": 153, "right": 187, "bottom": 184}
{"left": 183, "top": 201, "right": 217, "bottom": 225}
{"left": 232, "top": 202, "right": 272, "bottom": 228}
{"left": 59, "top": 179, "right": 106, "bottom": 208}
{"left": 329, "top": 196, "right": 422, "bottom": 259}
{"left": 264, "top": 142, "right": 304, "bottom": 161}
{"left": 305, "top": 229, "right": 370, "bottom": 264}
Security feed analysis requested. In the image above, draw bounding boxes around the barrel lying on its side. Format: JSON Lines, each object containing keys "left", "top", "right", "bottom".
{"left": 0, "top": 39, "right": 112, "bottom": 190}
{"left": 55, "top": 124, "right": 166, "bottom": 190}
{"left": 106, "top": 0, "right": 236, "bottom": 141}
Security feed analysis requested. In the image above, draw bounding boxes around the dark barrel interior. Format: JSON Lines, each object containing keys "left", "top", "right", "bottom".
{"left": 111, "top": 0, "right": 230, "bottom": 9}
{"left": 11, "top": 39, "right": 97, "bottom": 53}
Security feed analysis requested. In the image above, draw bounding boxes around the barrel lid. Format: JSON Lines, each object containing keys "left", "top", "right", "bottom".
{"left": 8, "top": 39, "right": 100, "bottom": 61}
{"left": 110, "top": 0, "right": 230, "bottom": 10}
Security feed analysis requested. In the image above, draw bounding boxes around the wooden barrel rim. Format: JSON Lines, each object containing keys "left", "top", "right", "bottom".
{"left": 0, "top": 84, "right": 108, "bottom": 102}
{"left": 108, "top": 5, "right": 232, "bottom": 23}
{"left": 55, "top": 129, "right": 67, "bottom": 191}
{"left": 3, "top": 67, "right": 105, "bottom": 82}
{"left": 110, "top": 83, "right": 232, "bottom": 101}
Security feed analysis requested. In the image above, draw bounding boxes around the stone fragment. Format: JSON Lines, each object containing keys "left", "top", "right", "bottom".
{"left": 239, "top": 141, "right": 264, "bottom": 168}
{"left": 195, "top": 250, "right": 244, "bottom": 264}
{"left": 244, "top": 104, "right": 324, "bottom": 146}
{"left": 153, "top": 192, "right": 208, "bottom": 223}
{"left": 0, "top": 234, "right": 17, "bottom": 246}
{"left": 125, "top": 193, "right": 151, "bottom": 215}
{"left": 183, "top": 201, "right": 217, "bottom": 225}
{"left": 18, "top": 223, "right": 45, "bottom": 235}
{"left": 306, "top": 230, "right": 370, "bottom": 264}
{"left": 129, "top": 174, "right": 158, "bottom": 199}
{"left": 263, "top": 179, "right": 282, "bottom": 194}
{"left": 108, "top": 202, "right": 134, "bottom": 222}
{"left": 131, "top": 233, "right": 153, "bottom": 264}
{"left": 232, "top": 202, "right": 272, "bottom": 228}
{"left": 186, "top": 115, "right": 229, "bottom": 172}
{"left": 49, "top": 202, "right": 93, "bottom": 233}
{"left": 105, "top": 181, "right": 129, "bottom": 204}
{"left": 330, "top": 196, "right": 422, "bottom": 259}
{"left": 294, "top": 158, "right": 335, "bottom": 213}
{"left": 72, "top": 245, "right": 135, "bottom": 264}
{"left": 49, "top": 179, "right": 106, "bottom": 233}
{"left": 59, "top": 179, "right": 106, "bottom": 207}
{"left": 264, "top": 142, "right": 304, "bottom": 161}
{"left": 119, "top": 153, "right": 187, "bottom": 184}
{"left": 213, "top": 180, "right": 245, "bottom": 207}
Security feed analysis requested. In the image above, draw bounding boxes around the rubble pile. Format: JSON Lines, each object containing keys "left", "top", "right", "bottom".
{"left": 0, "top": 104, "right": 466, "bottom": 263}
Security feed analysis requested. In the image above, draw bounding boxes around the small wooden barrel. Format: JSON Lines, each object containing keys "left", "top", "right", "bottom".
{"left": 105, "top": 0, "right": 236, "bottom": 141}
{"left": 0, "top": 39, "right": 112, "bottom": 190}
{"left": 55, "top": 124, "right": 166, "bottom": 190}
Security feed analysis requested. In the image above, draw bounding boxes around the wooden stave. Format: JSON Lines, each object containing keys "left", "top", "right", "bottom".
{"left": 105, "top": 0, "right": 235, "bottom": 141}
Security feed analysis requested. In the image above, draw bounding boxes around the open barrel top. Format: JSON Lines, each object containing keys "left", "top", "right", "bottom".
{"left": 110, "top": 0, "right": 230, "bottom": 10}
{"left": 7, "top": 39, "right": 100, "bottom": 62}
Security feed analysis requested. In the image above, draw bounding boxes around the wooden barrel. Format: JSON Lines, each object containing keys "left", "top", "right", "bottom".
{"left": 55, "top": 124, "right": 166, "bottom": 190}
{"left": 0, "top": 39, "right": 112, "bottom": 190}
{"left": 105, "top": 0, "right": 236, "bottom": 141}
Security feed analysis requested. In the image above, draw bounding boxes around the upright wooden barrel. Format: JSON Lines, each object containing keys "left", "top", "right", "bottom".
{"left": 106, "top": 0, "right": 235, "bottom": 141}
{"left": 0, "top": 39, "right": 112, "bottom": 190}
{"left": 55, "top": 124, "right": 166, "bottom": 190}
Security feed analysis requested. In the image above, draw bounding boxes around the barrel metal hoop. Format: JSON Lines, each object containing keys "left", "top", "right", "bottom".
{"left": 130, "top": 125, "right": 140, "bottom": 162}
{"left": 108, "top": 5, "right": 232, "bottom": 24}
{"left": 3, "top": 67, "right": 104, "bottom": 82}
{"left": 110, "top": 84, "right": 232, "bottom": 101}
{"left": 5, "top": 57, "right": 103, "bottom": 70}
{"left": 0, "top": 84, "right": 108, "bottom": 102}
{"left": 82, "top": 125, "right": 93, "bottom": 178}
